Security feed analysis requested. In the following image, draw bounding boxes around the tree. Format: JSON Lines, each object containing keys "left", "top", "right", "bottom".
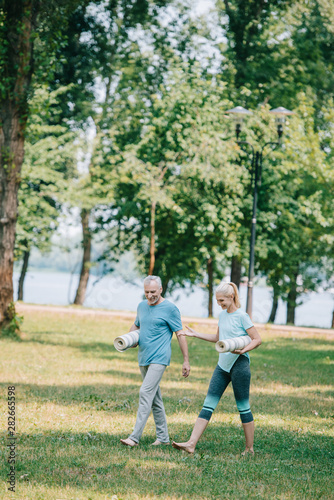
{"left": 0, "top": 0, "right": 91, "bottom": 330}
{"left": 256, "top": 96, "right": 331, "bottom": 324}
{"left": 102, "top": 62, "right": 247, "bottom": 315}
{"left": 52, "top": 0, "right": 174, "bottom": 305}
{"left": 15, "top": 86, "right": 77, "bottom": 300}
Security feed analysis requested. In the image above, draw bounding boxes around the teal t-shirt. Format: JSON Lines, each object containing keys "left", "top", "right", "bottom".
{"left": 218, "top": 308, "right": 253, "bottom": 373}
{"left": 134, "top": 299, "right": 183, "bottom": 366}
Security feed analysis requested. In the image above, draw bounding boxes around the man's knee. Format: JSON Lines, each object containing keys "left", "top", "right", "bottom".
{"left": 139, "top": 383, "right": 157, "bottom": 403}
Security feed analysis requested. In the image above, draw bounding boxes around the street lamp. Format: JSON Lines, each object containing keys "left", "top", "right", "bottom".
{"left": 226, "top": 105, "right": 294, "bottom": 319}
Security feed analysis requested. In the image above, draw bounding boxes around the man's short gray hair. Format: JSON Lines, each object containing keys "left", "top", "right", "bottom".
{"left": 143, "top": 275, "right": 162, "bottom": 288}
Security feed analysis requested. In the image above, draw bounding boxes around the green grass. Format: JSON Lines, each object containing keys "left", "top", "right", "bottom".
{"left": 1, "top": 309, "right": 333, "bottom": 499}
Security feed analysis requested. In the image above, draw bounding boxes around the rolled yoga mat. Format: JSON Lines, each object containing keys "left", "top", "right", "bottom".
{"left": 114, "top": 330, "right": 140, "bottom": 352}
{"left": 215, "top": 335, "right": 251, "bottom": 353}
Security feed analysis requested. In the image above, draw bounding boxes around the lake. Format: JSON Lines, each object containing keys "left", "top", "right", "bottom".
{"left": 13, "top": 271, "right": 334, "bottom": 328}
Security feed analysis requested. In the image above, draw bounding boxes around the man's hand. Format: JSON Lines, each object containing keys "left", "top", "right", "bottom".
{"left": 182, "top": 361, "right": 190, "bottom": 378}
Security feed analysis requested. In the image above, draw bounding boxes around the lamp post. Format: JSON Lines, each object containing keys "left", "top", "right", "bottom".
{"left": 226, "top": 106, "right": 294, "bottom": 319}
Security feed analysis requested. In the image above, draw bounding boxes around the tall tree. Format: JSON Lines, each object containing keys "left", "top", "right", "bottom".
{"left": 256, "top": 95, "right": 331, "bottom": 324}
{"left": 0, "top": 0, "right": 90, "bottom": 329}
{"left": 15, "top": 86, "right": 77, "bottom": 300}
{"left": 55, "top": 0, "right": 173, "bottom": 305}
{"left": 101, "top": 63, "right": 245, "bottom": 314}
{"left": 0, "top": 1, "right": 37, "bottom": 327}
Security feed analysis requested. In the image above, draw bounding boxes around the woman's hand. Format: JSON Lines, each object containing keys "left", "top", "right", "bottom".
{"left": 176, "top": 326, "right": 197, "bottom": 337}
{"left": 233, "top": 327, "right": 262, "bottom": 355}
{"left": 232, "top": 349, "right": 243, "bottom": 354}
{"left": 184, "top": 326, "right": 198, "bottom": 337}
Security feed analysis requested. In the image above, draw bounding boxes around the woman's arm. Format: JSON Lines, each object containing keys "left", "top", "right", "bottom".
{"left": 177, "top": 326, "right": 219, "bottom": 343}
{"left": 233, "top": 326, "right": 262, "bottom": 354}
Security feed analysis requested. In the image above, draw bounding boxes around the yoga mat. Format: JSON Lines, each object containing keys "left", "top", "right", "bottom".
{"left": 215, "top": 335, "right": 251, "bottom": 353}
{"left": 114, "top": 330, "right": 140, "bottom": 352}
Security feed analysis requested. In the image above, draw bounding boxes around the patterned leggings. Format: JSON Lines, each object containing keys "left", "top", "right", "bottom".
{"left": 199, "top": 355, "right": 253, "bottom": 424}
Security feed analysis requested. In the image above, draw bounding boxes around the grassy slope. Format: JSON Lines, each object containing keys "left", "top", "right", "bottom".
{"left": 0, "top": 310, "right": 333, "bottom": 500}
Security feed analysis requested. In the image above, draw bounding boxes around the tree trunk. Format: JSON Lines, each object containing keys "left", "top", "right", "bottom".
{"left": 268, "top": 286, "right": 278, "bottom": 323}
{"left": 148, "top": 201, "right": 156, "bottom": 275}
{"left": 331, "top": 310, "right": 334, "bottom": 329}
{"left": 73, "top": 209, "right": 92, "bottom": 305}
{"left": 207, "top": 256, "right": 213, "bottom": 317}
{"left": 162, "top": 278, "right": 169, "bottom": 296}
{"left": 230, "top": 255, "right": 242, "bottom": 289}
{"left": 72, "top": 76, "right": 113, "bottom": 306}
{"left": 286, "top": 272, "right": 298, "bottom": 325}
{"left": 0, "top": 1, "right": 36, "bottom": 327}
{"left": 17, "top": 250, "right": 30, "bottom": 301}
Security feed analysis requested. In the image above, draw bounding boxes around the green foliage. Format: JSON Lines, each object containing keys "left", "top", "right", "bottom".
{"left": 217, "top": 0, "right": 334, "bottom": 111}
{"left": 1, "top": 302, "right": 23, "bottom": 339}
{"left": 15, "top": 86, "right": 78, "bottom": 259}
{"left": 4, "top": 0, "right": 334, "bottom": 323}
{"left": 255, "top": 94, "right": 332, "bottom": 313}
{"left": 101, "top": 61, "right": 243, "bottom": 291}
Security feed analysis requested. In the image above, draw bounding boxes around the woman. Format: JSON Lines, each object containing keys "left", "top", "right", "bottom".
{"left": 172, "top": 282, "right": 261, "bottom": 456}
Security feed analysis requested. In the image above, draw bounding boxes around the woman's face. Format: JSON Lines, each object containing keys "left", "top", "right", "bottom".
{"left": 216, "top": 291, "right": 234, "bottom": 310}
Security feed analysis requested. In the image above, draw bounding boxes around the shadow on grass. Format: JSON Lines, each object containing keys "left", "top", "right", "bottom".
{"left": 181, "top": 335, "right": 334, "bottom": 362}
{"left": 20, "top": 332, "right": 334, "bottom": 391}
{"left": 0, "top": 379, "right": 332, "bottom": 420}
{"left": 0, "top": 426, "right": 333, "bottom": 499}
{"left": 21, "top": 336, "right": 126, "bottom": 362}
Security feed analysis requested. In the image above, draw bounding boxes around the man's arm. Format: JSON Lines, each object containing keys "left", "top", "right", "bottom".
{"left": 175, "top": 330, "right": 191, "bottom": 378}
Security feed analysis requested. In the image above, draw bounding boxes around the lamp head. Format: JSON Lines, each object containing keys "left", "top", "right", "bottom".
{"left": 226, "top": 106, "right": 253, "bottom": 139}
{"left": 269, "top": 107, "right": 294, "bottom": 140}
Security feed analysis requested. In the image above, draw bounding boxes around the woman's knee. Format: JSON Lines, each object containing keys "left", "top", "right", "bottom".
{"left": 198, "top": 408, "right": 212, "bottom": 421}
{"left": 236, "top": 399, "right": 253, "bottom": 423}
{"left": 239, "top": 410, "right": 253, "bottom": 423}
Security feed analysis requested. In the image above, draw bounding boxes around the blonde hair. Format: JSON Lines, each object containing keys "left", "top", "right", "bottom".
{"left": 215, "top": 282, "right": 241, "bottom": 308}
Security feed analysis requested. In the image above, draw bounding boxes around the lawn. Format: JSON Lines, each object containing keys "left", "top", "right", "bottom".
{"left": 0, "top": 308, "right": 333, "bottom": 499}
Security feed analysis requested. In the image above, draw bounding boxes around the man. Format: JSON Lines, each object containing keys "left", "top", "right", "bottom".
{"left": 120, "top": 275, "right": 191, "bottom": 447}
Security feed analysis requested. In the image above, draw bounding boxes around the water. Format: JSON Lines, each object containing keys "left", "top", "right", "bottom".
{"left": 13, "top": 271, "right": 334, "bottom": 328}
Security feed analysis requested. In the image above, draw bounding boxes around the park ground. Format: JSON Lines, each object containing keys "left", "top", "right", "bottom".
{"left": 0, "top": 304, "right": 333, "bottom": 500}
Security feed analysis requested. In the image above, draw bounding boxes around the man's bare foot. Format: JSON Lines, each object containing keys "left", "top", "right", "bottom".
{"left": 120, "top": 438, "right": 138, "bottom": 447}
{"left": 151, "top": 439, "right": 170, "bottom": 446}
{"left": 172, "top": 441, "right": 195, "bottom": 454}
{"left": 241, "top": 447, "right": 254, "bottom": 456}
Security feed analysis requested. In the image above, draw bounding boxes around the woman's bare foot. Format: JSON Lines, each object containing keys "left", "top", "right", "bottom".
{"left": 172, "top": 441, "right": 195, "bottom": 454}
{"left": 151, "top": 440, "right": 170, "bottom": 446}
{"left": 241, "top": 447, "right": 254, "bottom": 457}
{"left": 120, "top": 438, "right": 138, "bottom": 447}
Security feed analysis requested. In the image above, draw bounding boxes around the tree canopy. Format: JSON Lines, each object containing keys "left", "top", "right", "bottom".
{"left": 1, "top": 0, "right": 333, "bottom": 330}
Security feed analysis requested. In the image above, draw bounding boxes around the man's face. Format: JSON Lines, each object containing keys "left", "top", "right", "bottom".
{"left": 144, "top": 280, "right": 163, "bottom": 306}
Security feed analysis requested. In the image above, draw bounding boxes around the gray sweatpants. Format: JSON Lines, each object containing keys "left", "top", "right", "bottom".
{"left": 129, "top": 364, "right": 169, "bottom": 444}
